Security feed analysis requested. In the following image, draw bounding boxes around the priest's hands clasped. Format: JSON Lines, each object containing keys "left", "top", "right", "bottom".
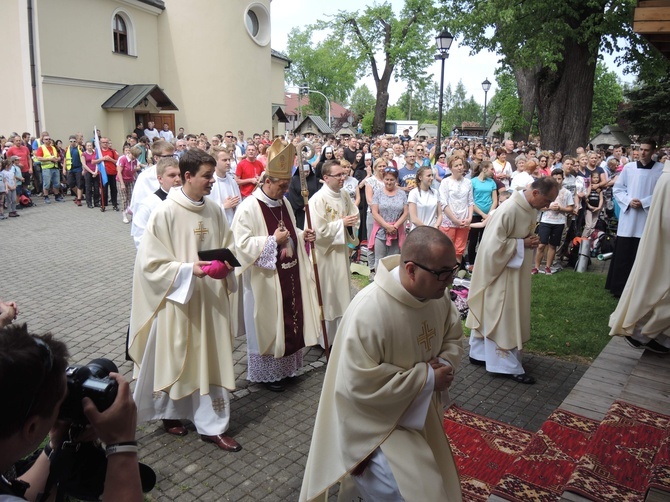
{"left": 342, "top": 215, "right": 358, "bottom": 227}
{"left": 429, "top": 357, "right": 455, "bottom": 392}
{"left": 523, "top": 235, "right": 540, "bottom": 249}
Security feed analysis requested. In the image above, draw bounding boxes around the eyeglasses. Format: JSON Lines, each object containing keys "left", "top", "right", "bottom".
{"left": 225, "top": 135, "right": 234, "bottom": 139}
{"left": 22, "top": 338, "right": 54, "bottom": 424}
{"left": 383, "top": 167, "right": 398, "bottom": 173}
{"left": 43, "top": 138, "right": 51, "bottom": 141}
{"left": 404, "top": 260, "right": 460, "bottom": 281}
{"left": 438, "top": 155, "right": 446, "bottom": 159}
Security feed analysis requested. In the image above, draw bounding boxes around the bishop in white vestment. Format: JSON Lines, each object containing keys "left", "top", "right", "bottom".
{"left": 232, "top": 139, "right": 320, "bottom": 392}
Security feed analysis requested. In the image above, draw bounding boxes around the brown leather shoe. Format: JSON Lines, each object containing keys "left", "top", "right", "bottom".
{"left": 200, "top": 434, "right": 242, "bottom": 452}
{"left": 163, "top": 419, "right": 188, "bottom": 436}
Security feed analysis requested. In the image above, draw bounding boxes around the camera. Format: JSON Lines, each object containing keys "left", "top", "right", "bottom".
{"left": 59, "top": 358, "right": 119, "bottom": 424}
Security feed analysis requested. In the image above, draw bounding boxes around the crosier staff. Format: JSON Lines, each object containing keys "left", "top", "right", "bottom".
{"left": 297, "top": 141, "right": 330, "bottom": 361}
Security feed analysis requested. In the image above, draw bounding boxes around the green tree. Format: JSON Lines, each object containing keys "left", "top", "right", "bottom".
{"left": 619, "top": 75, "right": 670, "bottom": 145}
{"left": 318, "top": 0, "right": 437, "bottom": 135}
{"left": 442, "top": 80, "right": 483, "bottom": 135}
{"left": 440, "top": 0, "right": 668, "bottom": 153}
{"left": 349, "top": 85, "right": 376, "bottom": 120}
{"left": 487, "top": 69, "right": 527, "bottom": 140}
{"left": 285, "top": 27, "right": 360, "bottom": 119}
{"left": 590, "top": 62, "right": 624, "bottom": 138}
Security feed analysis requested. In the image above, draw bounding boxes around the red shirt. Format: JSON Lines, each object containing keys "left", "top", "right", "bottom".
{"left": 236, "top": 158, "right": 265, "bottom": 197}
{"left": 101, "top": 148, "right": 119, "bottom": 176}
{"left": 5, "top": 145, "right": 31, "bottom": 173}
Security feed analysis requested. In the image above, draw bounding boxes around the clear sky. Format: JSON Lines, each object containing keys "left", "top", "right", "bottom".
{"left": 270, "top": 0, "right": 633, "bottom": 106}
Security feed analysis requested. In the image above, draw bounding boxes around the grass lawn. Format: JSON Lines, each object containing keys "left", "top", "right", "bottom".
{"left": 350, "top": 268, "right": 618, "bottom": 364}
{"left": 526, "top": 270, "right": 618, "bottom": 362}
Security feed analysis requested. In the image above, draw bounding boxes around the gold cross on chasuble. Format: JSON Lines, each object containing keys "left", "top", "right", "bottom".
{"left": 417, "top": 321, "right": 436, "bottom": 351}
{"left": 194, "top": 221, "right": 209, "bottom": 242}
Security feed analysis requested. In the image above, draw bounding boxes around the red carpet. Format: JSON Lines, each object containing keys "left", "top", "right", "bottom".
{"left": 443, "top": 406, "right": 534, "bottom": 501}
{"left": 491, "top": 409, "right": 599, "bottom": 501}
{"left": 564, "top": 401, "right": 670, "bottom": 501}
{"left": 649, "top": 428, "right": 670, "bottom": 494}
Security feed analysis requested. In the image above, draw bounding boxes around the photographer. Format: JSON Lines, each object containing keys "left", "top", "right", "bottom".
{"left": 0, "top": 324, "right": 142, "bottom": 501}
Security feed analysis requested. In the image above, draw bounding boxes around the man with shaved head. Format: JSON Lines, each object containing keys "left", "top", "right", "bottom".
{"left": 301, "top": 226, "right": 464, "bottom": 501}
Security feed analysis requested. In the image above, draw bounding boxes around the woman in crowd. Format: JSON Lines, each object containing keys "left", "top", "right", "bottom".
{"left": 433, "top": 151, "right": 450, "bottom": 186}
{"left": 408, "top": 166, "right": 442, "bottom": 231}
{"left": 370, "top": 166, "right": 408, "bottom": 271}
{"left": 537, "top": 153, "right": 552, "bottom": 177}
{"left": 467, "top": 160, "right": 498, "bottom": 266}
{"left": 553, "top": 151, "right": 563, "bottom": 169}
{"left": 340, "top": 159, "right": 360, "bottom": 207}
{"left": 439, "top": 155, "right": 473, "bottom": 266}
{"left": 493, "top": 147, "right": 513, "bottom": 190}
{"left": 257, "top": 143, "right": 269, "bottom": 168}
{"left": 116, "top": 145, "right": 141, "bottom": 223}
{"left": 363, "top": 158, "right": 387, "bottom": 280}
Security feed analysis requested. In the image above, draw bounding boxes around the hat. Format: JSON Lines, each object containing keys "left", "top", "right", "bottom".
{"left": 10, "top": 155, "right": 20, "bottom": 162}
{"left": 266, "top": 138, "right": 295, "bottom": 180}
{"left": 324, "top": 146, "right": 333, "bottom": 154}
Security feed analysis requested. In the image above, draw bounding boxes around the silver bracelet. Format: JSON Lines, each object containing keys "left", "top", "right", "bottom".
{"left": 105, "top": 444, "right": 139, "bottom": 457}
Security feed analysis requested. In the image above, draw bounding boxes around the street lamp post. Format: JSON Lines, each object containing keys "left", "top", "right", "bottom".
{"left": 301, "top": 82, "right": 332, "bottom": 129}
{"left": 482, "top": 78, "right": 491, "bottom": 139}
{"left": 435, "top": 29, "right": 454, "bottom": 159}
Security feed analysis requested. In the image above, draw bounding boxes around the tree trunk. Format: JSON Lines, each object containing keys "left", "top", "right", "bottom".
{"left": 513, "top": 66, "right": 539, "bottom": 142}
{"left": 536, "top": 37, "right": 596, "bottom": 154}
{"left": 373, "top": 88, "right": 390, "bottom": 136}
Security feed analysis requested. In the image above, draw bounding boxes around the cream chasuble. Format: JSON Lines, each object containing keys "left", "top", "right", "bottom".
{"left": 232, "top": 188, "right": 320, "bottom": 358}
{"left": 466, "top": 190, "right": 537, "bottom": 351}
{"left": 609, "top": 162, "right": 670, "bottom": 341}
{"left": 300, "top": 255, "right": 463, "bottom": 502}
{"left": 308, "top": 184, "right": 359, "bottom": 323}
{"left": 128, "top": 188, "right": 237, "bottom": 400}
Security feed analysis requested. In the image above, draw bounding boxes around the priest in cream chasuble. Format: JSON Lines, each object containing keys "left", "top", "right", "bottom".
{"left": 232, "top": 139, "right": 320, "bottom": 389}
{"left": 466, "top": 179, "right": 558, "bottom": 382}
{"left": 609, "top": 161, "right": 670, "bottom": 351}
{"left": 129, "top": 149, "right": 238, "bottom": 441}
{"left": 308, "top": 159, "right": 360, "bottom": 345}
{"left": 300, "top": 227, "right": 463, "bottom": 501}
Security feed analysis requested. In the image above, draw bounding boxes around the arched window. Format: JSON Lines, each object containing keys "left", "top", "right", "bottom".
{"left": 111, "top": 10, "right": 136, "bottom": 56}
{"left": 113, "top": 14, "right": 127, "bottom": 54}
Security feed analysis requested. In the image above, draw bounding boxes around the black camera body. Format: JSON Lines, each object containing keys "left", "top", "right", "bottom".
{"left": 59, "top": 358, "right": 119, "bottom": 424}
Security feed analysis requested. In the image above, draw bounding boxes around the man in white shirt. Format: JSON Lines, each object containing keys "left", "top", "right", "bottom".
{"left": 159, "top": 123, "right": 174, "bottom": 142}
{"left": 143, "top": 121, "right": 160, "bottom": 143}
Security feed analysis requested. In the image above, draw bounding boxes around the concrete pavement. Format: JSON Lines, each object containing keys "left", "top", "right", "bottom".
{"left": 0, "top": 195, "right": 587, "bottom": 500}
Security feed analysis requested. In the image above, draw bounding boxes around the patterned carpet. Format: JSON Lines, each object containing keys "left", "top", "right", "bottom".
{"left": 491, "top": 409, "right": 599, "bottom": 501}
{"left": 564, "top": 401, "right": 670, "bottom": 501}
{"left": 443, "top": 406, "right": 534, "bottom": 501}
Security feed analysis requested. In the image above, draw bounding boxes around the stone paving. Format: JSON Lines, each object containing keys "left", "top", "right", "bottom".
{"left": 0, "top": 195, "right": 587, "bottom": 501}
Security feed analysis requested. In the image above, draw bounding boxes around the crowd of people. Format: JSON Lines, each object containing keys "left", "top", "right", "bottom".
{"left": 1, "top": 120, "right": 668, "bottom": 501}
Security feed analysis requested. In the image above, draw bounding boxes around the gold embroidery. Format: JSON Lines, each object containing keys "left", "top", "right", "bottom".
{"left": 417, "top": 321, "right": 436, "bottom": 351}
{"left": 211, "top": 398, "right": 227, "bottom": 413}
{"left": 194, "top": 221, "right": 209, "bottom": 242}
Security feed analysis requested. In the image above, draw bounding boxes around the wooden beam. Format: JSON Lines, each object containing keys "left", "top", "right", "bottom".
{"left": 634, "top": 6, "right": 670, "bottom": 21}
{"left": 638, "top": 0, "right": 670, "bottom": 8}
{"left": 634, "top": 20, "right": 670, "bottom": 34}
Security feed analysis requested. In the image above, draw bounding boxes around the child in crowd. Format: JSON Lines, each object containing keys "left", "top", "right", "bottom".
{"left": 469, "top": 189, "right": 511, "bottom": 229}
{"left": 581, "top": 170, "right": 604, "bottom": 239}
{"left": 117, "top": 145, "right": 141, "bottom": 223}
{"left": 533, "top": 169, "right": 574, "bottom": 274}
{"left": 10, "top": 156, "right": 24, "bottom": 198}
{"left": 1, "top": 159, "right": 19, "bottom": 218}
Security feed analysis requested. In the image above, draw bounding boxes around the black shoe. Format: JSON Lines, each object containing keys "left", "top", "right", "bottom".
{"left": 469, "top": 356, "right": 485, "bottom": 366}
{"left": 625, "top": 336, "right": 645, "bottom": 349}
{"left": 645, "top": 339, "right": 670, "bottom": 355}
{"left": 491, "top": 372, "right": 536, "bottom": 384}
{"left": 94, "top": 202, "right": 101, "bottom": 207}
{"left": 113, "top": 205, "right": 119, "bottom": 212}
{"left": 87, "top": 203, "right": 93, "bottom": 208}
{"left": 264, "top": 381, "right": 285, "bottom": 392}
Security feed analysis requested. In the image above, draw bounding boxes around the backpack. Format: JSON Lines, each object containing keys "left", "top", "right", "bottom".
{"left": 595, "top": 232, "right": 616, "bottom": 255}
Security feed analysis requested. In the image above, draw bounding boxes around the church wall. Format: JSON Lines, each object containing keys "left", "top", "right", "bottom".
{"left": 270, "top": 57, "right": 288, "bottom": 136}
{"left": 157, "top": 0, "right": 273, "bottom": 136}
{"left": 0, "top": 0, "right": 37, "bottom": 135}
